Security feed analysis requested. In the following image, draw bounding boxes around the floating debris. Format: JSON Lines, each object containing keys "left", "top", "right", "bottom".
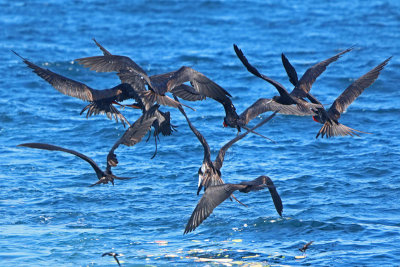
{"left": 295, "top": 255, "right": 306, "bottom": 259}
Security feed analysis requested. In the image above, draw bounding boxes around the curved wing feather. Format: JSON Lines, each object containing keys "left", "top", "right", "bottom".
{"left": 167, "top": 66, "right": 232, "bottom": 102}
{"left": 18, "top": 143, "right": 104, "bottom": 179}
{"left": 233, "top": 44, "right": 291, "bottom": 99}
{"left": 291, "top": 47, "right": 353, "bottom": 98}
{"left": 214, "top": 112, "right": 277, "bottom": 171}
{"left": 239, "top": 98, "right": 315, "bottom": 125}
{"left": 281, "top": 53, "right": 299, "bottom": 86}
{"left": 327, "top": 56, "right": 391, "bottom": 120}
{"left": 175, "top": 97, "right": 212, "bottom": 165}
{"left": 184, "top": 184, "right": 241, "bottom": 234}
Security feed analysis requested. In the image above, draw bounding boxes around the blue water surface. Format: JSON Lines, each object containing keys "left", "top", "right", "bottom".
{"left": 1, "top": 0, "right": 399, "bottom": 266}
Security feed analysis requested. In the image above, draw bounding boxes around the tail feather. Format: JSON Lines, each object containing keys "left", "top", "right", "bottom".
{"left": 79, "top": 102, "right": 130, "bottom": 127}
{"left": 316, "top": 122, "right": 370, "bottom": 138}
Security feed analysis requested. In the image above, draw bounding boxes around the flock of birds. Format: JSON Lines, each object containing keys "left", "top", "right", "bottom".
{"left": 14, "top": 39, "right": 391, "bottom": 238}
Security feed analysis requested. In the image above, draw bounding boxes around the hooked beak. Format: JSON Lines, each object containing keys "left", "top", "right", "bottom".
{"left": 112, "top": 101, "right": 141, "bottom": 109}
{"left": 125, "top": 104, "right": 142, "bottom": 109}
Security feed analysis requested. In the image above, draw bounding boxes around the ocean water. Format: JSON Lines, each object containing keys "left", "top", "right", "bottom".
{"left": 1, "top": 0, "right": 399, "bottom": 266}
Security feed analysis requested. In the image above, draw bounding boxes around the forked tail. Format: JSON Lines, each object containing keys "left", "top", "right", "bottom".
{"left": 316, "top": 122, "right": 371, "bottom": 138}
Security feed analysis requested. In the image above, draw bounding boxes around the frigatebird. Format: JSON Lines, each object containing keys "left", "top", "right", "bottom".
{"left": 184, "top": 175, "right": 283, "bottom": 234}
{"left": 230, "top": 45, "right": 353, "bottom": 129}
{"left": 13, "top": 50, "right": 137, "bottom": 127}
{"left": 18, "top": 143, "right": 132, "bottom": 187}
{"left": 311, "top": 57, "right": 392, "bottom": 138}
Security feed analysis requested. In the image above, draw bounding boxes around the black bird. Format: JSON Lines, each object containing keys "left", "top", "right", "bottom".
{"left": 13, "top": 50, "right": 137, "bottom": 127}
{"left": 18, "top": 143, "right": 132, "bottom": 186}
{"left": 299, "top": 241, "right": 314, "bottom": 253}
{"left": 184, "top": 175, "right": 283, "bottom": 234}
{"left": 75, "top": 40, "right": 230, "bottom": 110}
{"left": 77, "top": 39, "right": 237, "bottom": 155}
{"left": 102, "top": 252, "right": 121, "bottom": 266}
{"left": 280, "top": 47, "right": 353, "bottom": 104}
{"left": 231, "top": 45, "right": 353, "bottom": 128}
{"left": 88, "top": 39, "right": 179, "bottom": 158}
{"left": 80, "top": 40, "right": 271, "bottom": 140}
{"left": 106, "top": 104, "right": 159, "bottom": 166}
{"left": 176, "top": 96, "right": 277, "bottom": 195}
{"left": 311, "top": 57, "right": 391, "bottom": 138}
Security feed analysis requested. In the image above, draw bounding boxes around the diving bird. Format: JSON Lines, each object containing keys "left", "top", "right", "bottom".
{"left": 230, "top": 45, "right": 353, "bottom": 129}
{"left": 311, "top": 56, "right": 391, "bottom": 138}
{"left": 176, "top": 96, "right": 277, "bottom": 195}
{"left": 102, "top": 252, "right": 121, "bottom": 266}
{"left": 184, "top": 175, "right": 283, "bottom": 234}
{"left": 13, "top": 50, "right": 138, "bottom": 127}
{"left": 17, "top": 143, "right": 132, "bottom": 186}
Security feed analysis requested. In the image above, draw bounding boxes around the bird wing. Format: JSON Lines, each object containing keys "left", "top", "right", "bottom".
{"left": 233, "top": 44, "right": 292, "bottom": 100}
{"left": 237, "top": 175, "right": 283, "bottom": 216}
{"left": 13, "top": 51, "right": 133, "bottom": 104}
{"left": 153, "top": 109, "right": 176, "bottom": 136}
{"left": 166, "top": 66, "right": 232, "bottom": 102}
{"left": 175, "top": 97, "right": 212, "bottom": 166}
{"left": 18, "top": 143, "right": 104, "bottom": 180}
{"left": 291, "top": 47, "right": 353, "bottom": 98}
{"left": 108, "top": 105, "right": 158, "bottom": 157}
{"left": 113, "top": 255, "right": 121, "bottom": 267}
{"left": 171, "top": 84, "right": 207, "bottom": 101}
{"left": 141, "top": 90, "right": 189, "bottom": 109}
{"left": 281, "top": 53, "right": 299, "bottom": 86}
{"left": 88, "top": 39, "right": 151, "bottom": 96}
{"left": 242, "top": 176, "right": 283, "bottom": 216}
{"left": 184, "top": 184, "right": 242, "bottom": 234}
{"left": 214, "top": 112, "right": 277, "bottom": 171}
{"left": 327, "top": 56, "right": 391, "bottom": 121}
{"left": 239, "top": 98, "right": 314, "bottom": 125}
{"left": 75, "top": 54, "right": 152, "bottom": 87}
{"left": 92, "top": 38, "right": 112, "bottom": 56}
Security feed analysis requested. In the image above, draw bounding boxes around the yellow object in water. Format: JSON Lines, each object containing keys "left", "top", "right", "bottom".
{"left": 295, "top": 255, "right": 306, "bottom": 259}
